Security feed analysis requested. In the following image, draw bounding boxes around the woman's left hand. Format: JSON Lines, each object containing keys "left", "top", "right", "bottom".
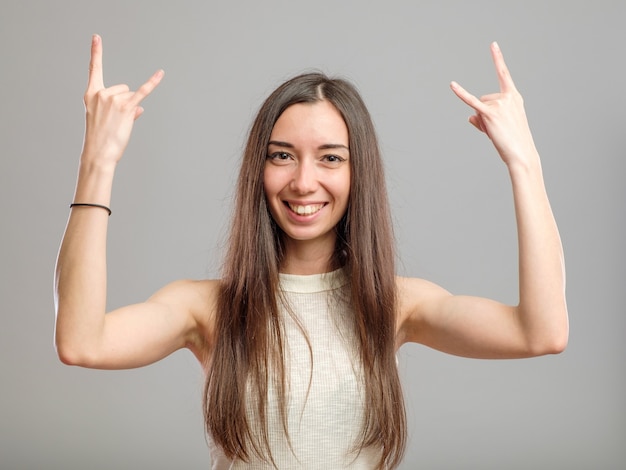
{"left": 450, "top": 42, "right": 537, "bottom": 168}
{"left": 399, "top": 43, "right": 568, "bottom": 357}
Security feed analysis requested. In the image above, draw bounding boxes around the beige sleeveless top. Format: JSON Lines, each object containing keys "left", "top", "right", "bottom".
{"left": 208, "top": 269, "right": 380, "bottom": 469}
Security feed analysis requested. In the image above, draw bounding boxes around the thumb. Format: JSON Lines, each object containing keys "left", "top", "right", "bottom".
{"left": 134, "top": 106, "right": 145, "bottom": 120}
{"left": 469, "top": 114, "right": 486, "bottom": 134}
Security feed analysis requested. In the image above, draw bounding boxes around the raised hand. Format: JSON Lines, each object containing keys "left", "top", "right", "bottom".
{"left": 82, "top": 34, "right": 163, "bottom": 166}
{"left": 450, "top": 42, "right": 537, "bottom": 168}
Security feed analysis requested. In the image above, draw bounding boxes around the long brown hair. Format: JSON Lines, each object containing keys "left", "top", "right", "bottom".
{"left": 204, "top": 72, "right": 406, "bottom": 468}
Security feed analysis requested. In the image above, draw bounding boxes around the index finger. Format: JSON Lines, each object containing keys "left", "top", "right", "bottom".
{"left": 491, "top": 41, "right": 517, "bottom": 93}
{"left": 87, "top": 34, "right": 104, "bottom": 92}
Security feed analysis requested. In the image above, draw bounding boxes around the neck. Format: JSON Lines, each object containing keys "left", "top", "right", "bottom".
{"left": 280, "top": 235, "right": 337, "bottom": 275}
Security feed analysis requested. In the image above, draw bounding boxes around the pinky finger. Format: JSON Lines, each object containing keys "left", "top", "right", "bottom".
{"left": 450, "top": 81, "right": 487, "bottom": 114}
{"left": 131, "top": 69, "right": 165, "bottom": 106}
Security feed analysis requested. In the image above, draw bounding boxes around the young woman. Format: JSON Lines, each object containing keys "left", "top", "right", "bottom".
{"left": 55, "top": 35, "right": 568, "bottom": 469}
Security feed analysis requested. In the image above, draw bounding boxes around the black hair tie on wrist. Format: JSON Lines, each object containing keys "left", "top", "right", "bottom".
{"left": 69, "top": 203, "right": 112, "bottom": 216}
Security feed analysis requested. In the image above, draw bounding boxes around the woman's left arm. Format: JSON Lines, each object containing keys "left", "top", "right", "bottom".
{"left": 400, "top": 42, "right": 568, "bottom": 358}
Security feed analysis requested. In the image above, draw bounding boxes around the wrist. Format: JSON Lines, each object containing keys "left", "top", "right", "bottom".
{"left": 507, "top": 155, "right": 546, "bottom": 192}
{"left": 505, "top": 147, "right": 542, "bottom": 175}
{"left": 74, "top": 155, "right": 117, "bottom": 207}
{"left": 78, "top": 153, "right": 117, "bottom": 177}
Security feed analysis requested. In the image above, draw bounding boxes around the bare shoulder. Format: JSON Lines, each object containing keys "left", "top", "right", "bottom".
{"left": 148, "top": 277, "right": 221, "bottom": 363}
{"left": 395, "top": 276, "right": 451, "bottom": 344}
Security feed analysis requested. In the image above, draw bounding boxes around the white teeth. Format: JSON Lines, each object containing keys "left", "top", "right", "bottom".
{"left": 289, "top": 203, "right": 324, "bottom": 215}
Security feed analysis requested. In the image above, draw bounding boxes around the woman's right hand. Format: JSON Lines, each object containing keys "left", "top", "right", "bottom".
{"left": 81, "top": 34, "right": 163, "bottom": 167}
{"left": 55, "top": 36, "right": 211, "bottom": 371}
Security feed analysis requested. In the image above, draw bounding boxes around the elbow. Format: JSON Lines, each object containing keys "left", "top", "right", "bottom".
{"left": 54, "top": 326, "right": 81, "bottom": 366}
{"left": 528, "top": 325, "right": 569, "bottom": 357}
{"left": 538, "top": 333, "right": 568, "bottom": 356}
{"left": 56, "top": 351, "right": 76, "bottom": 366}
{"left": 545, "top": 306, "right": 570, "bottom": 355}
{"left": 55, "top": 336, "right": 99, "bottom": 368}
{"left": 520, "top": 302, "right": 569, "bottom": 357}
{"left": 54, "top": 311, "right": 102, "bottom": 367}
{"left": 55, "top": 343, "right": 86, "bottom": 367}
{"left": 552, "top": 326, "right": 569, "bottom": 354}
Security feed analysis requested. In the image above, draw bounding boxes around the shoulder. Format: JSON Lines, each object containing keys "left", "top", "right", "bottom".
{"left": 149, "top": 278, "right": 221, "bottom": 363}
{"left": 395, "top": 276, "right": 451, "bottom": 344}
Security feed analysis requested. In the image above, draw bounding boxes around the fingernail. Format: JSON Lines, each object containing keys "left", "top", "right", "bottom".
{"left": 493, "top": 41, "right": 500, "bottom": 51}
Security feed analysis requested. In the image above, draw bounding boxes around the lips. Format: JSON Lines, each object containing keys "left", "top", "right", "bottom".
{"left": 285, "top": 202, "right": 325, "bottom": 216}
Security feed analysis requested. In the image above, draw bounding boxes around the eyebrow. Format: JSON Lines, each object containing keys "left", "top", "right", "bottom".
{"left": 268, "top": 140, "right": 349, "bottom": 151}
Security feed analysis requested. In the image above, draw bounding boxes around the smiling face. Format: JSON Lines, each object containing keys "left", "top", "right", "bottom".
{"left": 264, "top": 100, "right": 350, "bottom": 262}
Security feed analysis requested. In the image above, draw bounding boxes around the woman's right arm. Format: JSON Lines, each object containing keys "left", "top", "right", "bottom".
{"left": 54, "top": 35, "right": 210, "bottom": 369}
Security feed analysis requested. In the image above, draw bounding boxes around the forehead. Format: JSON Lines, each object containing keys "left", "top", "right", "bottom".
{"left": 269, "top": 100, "right": 348, "bottom": 146}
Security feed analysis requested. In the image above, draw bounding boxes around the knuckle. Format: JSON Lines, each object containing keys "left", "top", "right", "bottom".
{"left": 95, "top": 89, "right": 108, "bottom": 103}
{"left": 138, "top": 83, "right": 151, "bottom": 95}
{"left": 111, "top": 95, "right": 126, "bottom": 108}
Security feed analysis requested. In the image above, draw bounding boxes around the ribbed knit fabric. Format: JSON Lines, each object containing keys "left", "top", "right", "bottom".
{"left": 208, "top": 269, "right": 380, "bottom": 469}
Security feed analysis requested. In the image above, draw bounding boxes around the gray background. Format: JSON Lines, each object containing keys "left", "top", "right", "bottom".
{"left": 1, "top": 1, "right": 624, "bottom": 469}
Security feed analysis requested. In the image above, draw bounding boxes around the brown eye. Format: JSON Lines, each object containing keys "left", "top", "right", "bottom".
{"left": 323, "top": 154, "right": 345, "bottom": 163}
{"left": 268, "top": 151, "right": 292, "bottom": 161}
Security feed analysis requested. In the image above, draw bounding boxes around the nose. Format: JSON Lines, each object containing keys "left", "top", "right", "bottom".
{"left": 290, "top": 159, "right": 318, "bottom": 194}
